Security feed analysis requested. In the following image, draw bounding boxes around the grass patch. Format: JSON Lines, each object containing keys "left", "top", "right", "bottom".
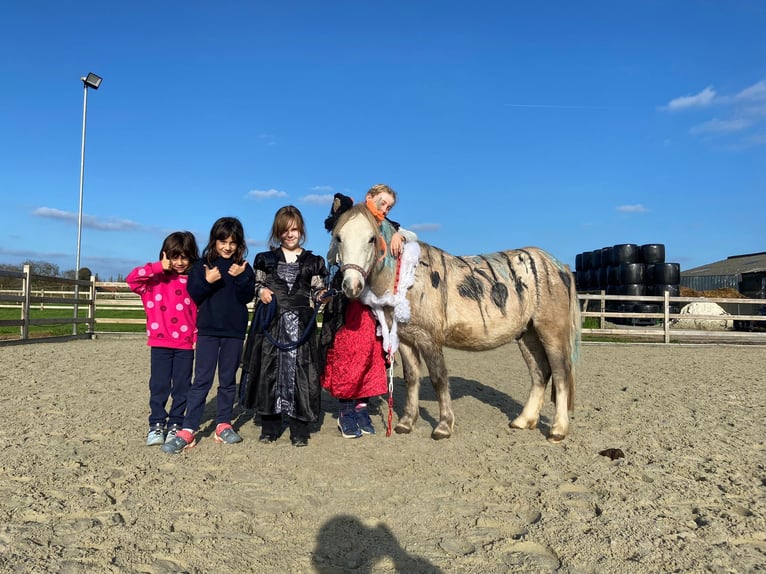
{"left": 0, "top": 306, "right": 145, "bottom": 339}
{"left": 582, "top": 317, "right": 600, "bottom": 329}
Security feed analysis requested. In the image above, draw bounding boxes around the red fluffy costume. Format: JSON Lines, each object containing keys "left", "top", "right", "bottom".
{"left": 321, "top": 299, "right": 387, "bottom": 399}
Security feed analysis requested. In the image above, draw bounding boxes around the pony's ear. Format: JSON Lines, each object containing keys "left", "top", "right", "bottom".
{"left": 324, "top": 193, "right": 354, "bottom": 232}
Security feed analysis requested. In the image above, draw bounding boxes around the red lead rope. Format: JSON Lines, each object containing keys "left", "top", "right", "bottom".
{"left": 386, "top": 254, "right": 403, "bottom": 437}
{"left": 386, "top": 360, "right": 394, "bottom": 436}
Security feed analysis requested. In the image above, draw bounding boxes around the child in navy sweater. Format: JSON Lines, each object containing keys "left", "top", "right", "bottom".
{"left": 162, "top": 217, "right": 255, "bottom": 453}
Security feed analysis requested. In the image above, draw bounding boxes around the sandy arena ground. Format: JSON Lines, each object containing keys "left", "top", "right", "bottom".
{"left": 0, "top": 337, "right": 764, "bottom": 573}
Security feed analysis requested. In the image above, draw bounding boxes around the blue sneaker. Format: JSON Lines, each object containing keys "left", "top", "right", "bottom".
{"left": 146, "top": 424, "right": 165, "bottom": 446}
{"left": 337, "top": 409, "right": 362, "bottom": 439}
{"left": 356, "top": 405, "right": 376, "bottom": 435}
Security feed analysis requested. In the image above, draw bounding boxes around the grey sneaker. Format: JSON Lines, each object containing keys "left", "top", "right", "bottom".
{"left": 160, "top": 429, "right": 196, "bottom": 454}
{"left": 165, "top": 424, "right": 181, "bottom": 443}
{"left": 214, "top": 423, "right": 242, "bottom": 444}
{"left": 146, "top": 425, "right": 165, "bottom": 446}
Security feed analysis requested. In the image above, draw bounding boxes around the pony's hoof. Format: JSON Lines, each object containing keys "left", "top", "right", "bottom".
{"left": 547, "top": 433, "right": 566, "bottom": 443}
{"left": 394, "top": 424, "right": 412, "bottom": 434}
{"left": 509, "top": 416, "right": 538, "bottom": 430}
{"left": 431, "top": 422, "right": 452, "bottom": 440}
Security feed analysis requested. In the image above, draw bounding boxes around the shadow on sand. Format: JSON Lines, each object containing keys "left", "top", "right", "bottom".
{"left": 218, "top": 370, "right": 531, "bottom": 439}
{"left": 312, "top": 514, "right": 442, "bottom": 573}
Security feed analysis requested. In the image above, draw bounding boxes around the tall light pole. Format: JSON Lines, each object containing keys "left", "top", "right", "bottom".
{"left": 74, "top": 72, "right": 102, "bottom": 335}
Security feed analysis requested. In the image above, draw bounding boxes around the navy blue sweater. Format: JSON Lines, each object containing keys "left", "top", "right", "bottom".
{"left": 187, "top": 257, "right": 255, "bottom": 339}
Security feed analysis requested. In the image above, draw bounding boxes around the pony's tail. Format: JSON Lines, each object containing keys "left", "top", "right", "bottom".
{"left": 566, "top": 273, "right": 581, "bottom": 412}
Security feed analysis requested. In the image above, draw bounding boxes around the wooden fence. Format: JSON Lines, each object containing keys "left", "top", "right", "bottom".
{"left": 0, "top": 265, "right": 96, "bottom": 341}
{"left": 2, "top": 268, "right": 765, "bottom": 344}
{"left": 580, "top": 291, "right": 766, "bottom": 344}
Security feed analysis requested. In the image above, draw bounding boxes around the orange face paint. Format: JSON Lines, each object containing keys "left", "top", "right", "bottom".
{"left": 365, "top": 197, "right": 387, "bottom": 222}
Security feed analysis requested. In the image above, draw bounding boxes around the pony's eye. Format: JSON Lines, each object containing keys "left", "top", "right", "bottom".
{"left": 368, "top": 236, "right": 375, "bottom": 244}
{"left": 334, "top": 235, "right": 341, "bottom": 243}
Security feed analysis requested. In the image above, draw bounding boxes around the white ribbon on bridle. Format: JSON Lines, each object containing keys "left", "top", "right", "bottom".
{"left": 360, "top": 241, "right": 420, "bottom": 355}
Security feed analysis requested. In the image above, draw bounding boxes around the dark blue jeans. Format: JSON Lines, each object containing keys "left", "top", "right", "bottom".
{"left": 148, "top": 347, "right": 194, "bottom": 428}
{"left": 183, "top": 335, "right": 243, "bottom": 432}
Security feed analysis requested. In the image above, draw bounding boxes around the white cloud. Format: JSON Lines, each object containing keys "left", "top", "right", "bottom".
{"left": 735, "top": 80, "right": 766, "bottom": 102}
{"left": 663, "top": 79, "right": 766, "bottom": 145}
{"left": 301, "top": 194, "right": 334, "bottom": 205}
{"left": 616, "top": 204, "right": 648, "bottom": 213}
{"left": 663, "top": 86, "right": 716, "bottom": 111}
{"left": 32, "top": 207, "right": 141, "bottom": 231}
{"left": 409, "top": 222, "right": 441, "bottom": 232}
{"left": 689, "top": 118, "right": 752, "bottom": 135}
{"left": 0, "top": 246, "right": 69, "bottom": 258}
{"left": 33, "top": 207, "right": 76, "bottom": 221}
{"left": 739, "top": 104, "right": 766, "bottom": 120}
{"left": 85, "top": 217, "right": 142, "bottom": 231}
{"left": 247, "top": 188, "right": 288, "bottom": 201}
{"left": 311, "top": 185, "right": 334, "bottom": 192}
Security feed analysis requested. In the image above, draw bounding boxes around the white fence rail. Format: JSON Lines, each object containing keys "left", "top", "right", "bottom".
{"left": 580, "top": 291, "right": 766, "bottom": 343}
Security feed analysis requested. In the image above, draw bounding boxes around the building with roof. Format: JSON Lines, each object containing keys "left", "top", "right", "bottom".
{"left": 681, "top": 251, "right": 766, "bottom": 296}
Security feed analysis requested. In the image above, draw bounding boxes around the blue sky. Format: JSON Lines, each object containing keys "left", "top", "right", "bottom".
{"left": 1, "top": 1, "right": 764, "bottom": 281}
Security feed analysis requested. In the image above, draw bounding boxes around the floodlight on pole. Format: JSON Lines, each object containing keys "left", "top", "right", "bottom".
{"left": 83, "top": 72, "right": 102, "bottom": 90}
{"left": 74, "top": 72, "right": 102, "bottom": 334}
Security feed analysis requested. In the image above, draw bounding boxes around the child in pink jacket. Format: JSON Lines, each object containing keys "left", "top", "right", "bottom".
{"left": 126, "top": 231, "right": 199, "bottom": 446}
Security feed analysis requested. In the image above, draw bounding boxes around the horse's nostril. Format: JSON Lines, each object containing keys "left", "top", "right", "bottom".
{"left": 342, "top": 277, "right": 363, "bottom": 299}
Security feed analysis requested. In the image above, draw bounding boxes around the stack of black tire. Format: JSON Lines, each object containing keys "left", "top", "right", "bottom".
{"left": 575, "top": 244, "right": 680, "bottom": 325}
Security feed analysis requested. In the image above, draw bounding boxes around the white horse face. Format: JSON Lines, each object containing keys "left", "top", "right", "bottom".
{"left": 334, "top": 211, "right": 378, "bottom": 299}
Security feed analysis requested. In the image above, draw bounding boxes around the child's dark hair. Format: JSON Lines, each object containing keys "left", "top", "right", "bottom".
{"left": 268, "top": 205, "right": 306, "bottom": 250}
{"left": 159, "top": 231, "right": 199, "bottom": 268}
{"left": 202, "top": 217, "right": 248, "bottom": 264}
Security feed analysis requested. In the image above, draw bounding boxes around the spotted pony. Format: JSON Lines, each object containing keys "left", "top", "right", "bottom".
{"left": 330, "top": 203, "right": 581, "bottom": 441}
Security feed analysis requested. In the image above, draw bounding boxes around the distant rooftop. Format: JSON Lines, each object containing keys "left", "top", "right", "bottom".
{"left": 682, "top": 251, "right": 766, "bottom": 277}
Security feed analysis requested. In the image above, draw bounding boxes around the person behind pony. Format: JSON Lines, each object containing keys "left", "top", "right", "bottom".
{"left": 320, "top": 184, "right": 417, "bottom": 438}
{"left": 126, "top": 231, "right": 200, "bottom": 447}
{"left": 162, "top": 217, "right": 255, "bottom": 454}
{"left": 239, "top": 206, "right": 329, "bottom": 447}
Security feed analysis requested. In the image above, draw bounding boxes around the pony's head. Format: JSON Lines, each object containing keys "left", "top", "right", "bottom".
{"left": 330, "top": 204, "right": 388, "bottom": 298}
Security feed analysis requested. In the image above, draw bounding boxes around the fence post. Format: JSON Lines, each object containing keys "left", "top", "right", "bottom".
{"left": 72, "top": 281, "right": 79, "bottom": 336}
{"left": 599, "top": 290, "right": 606, "bottom": 329}
{"left": 22, "top": 264, "right": 31, "bottom": 340}
{"left": 663, "top": 291, "right": 670, "bottom": 344}
{"left": 88, "top": 275, "right": 96, "bottom": 334}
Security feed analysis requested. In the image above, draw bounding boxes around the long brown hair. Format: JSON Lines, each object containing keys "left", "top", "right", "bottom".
{"left": 267, "top": 205, "right": 307, "bottom": 250}
{"left": 202, "top": 217, "right": 248, "bottom": 265}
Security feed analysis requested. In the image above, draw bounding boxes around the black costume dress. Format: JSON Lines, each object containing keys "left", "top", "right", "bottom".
{"left": 240, "top": 249, "right": 327, "bottom": 423}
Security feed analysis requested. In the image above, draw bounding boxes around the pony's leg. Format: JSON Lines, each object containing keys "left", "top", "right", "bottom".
{"left": 394, "top": 343, "right": 421, "bottom": 434}
{"left": 511, "top": 330, "right": 551, "bottom": 434}
{"left": 545, "top": 348, "right": 572, "bottom": 443}
{"left": 421, "top": 346, "right": 454, "bottom": 440}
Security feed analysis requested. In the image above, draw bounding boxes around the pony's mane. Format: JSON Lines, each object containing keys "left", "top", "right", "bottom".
{"left": 334, "top": 203, "right": 381, "bottom": 240}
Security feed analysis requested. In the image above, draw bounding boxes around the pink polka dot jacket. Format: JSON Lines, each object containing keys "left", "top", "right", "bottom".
{"left": 126, "top": 261, "right": 198, "bottom": 350}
